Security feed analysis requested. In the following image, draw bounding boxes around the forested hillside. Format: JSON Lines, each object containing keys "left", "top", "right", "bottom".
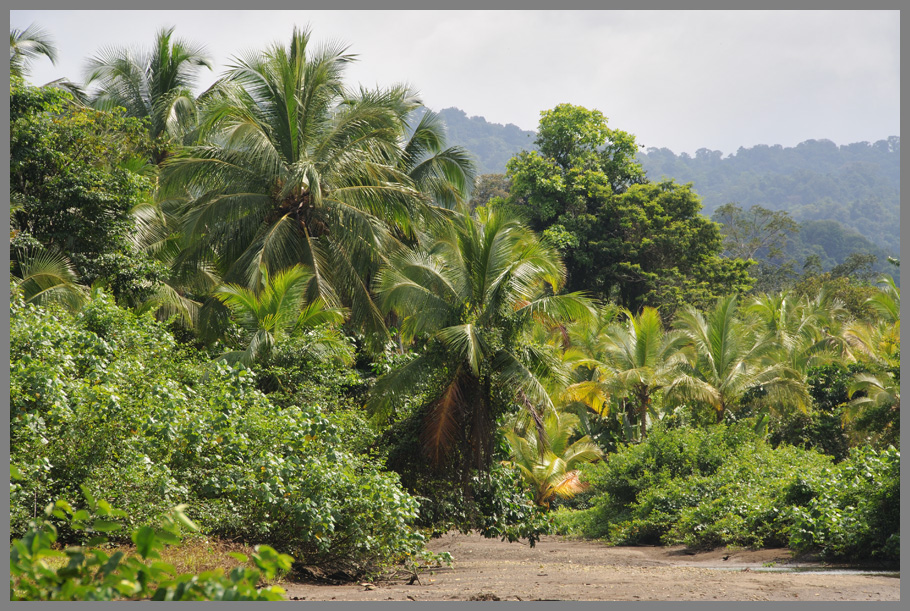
{"left": 437, "top": 107, "right": 537, "bottom": 174}
{"left": 434, "top": 108, "right": 899, "bottom": 279}
{"left": 638, "top": 139, "right": 901, "bottom": 273}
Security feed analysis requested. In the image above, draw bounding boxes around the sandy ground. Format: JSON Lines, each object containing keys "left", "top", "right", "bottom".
{"left": 281, "top": 532, "right": 899, "bottom": 601}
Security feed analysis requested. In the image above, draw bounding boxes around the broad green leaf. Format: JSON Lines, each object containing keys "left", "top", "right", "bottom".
{"left": 92, "top": 519, "right": 122, "bottom": 532}
{"left": 132, "top": 525, "right": 157, "bottom": 559}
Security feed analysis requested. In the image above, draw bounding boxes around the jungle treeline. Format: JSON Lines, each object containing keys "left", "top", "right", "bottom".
{"left": 9, "top": 24, "right": 899, "bottom": 601}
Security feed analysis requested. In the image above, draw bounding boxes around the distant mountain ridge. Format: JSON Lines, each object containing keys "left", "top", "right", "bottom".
{"left": 637, "top": 139, "right": 900, "bottom": 276}
{"left": 436, "top": 107, "right": 537, "bottom": 175}
{"left": 433, "top": 106, "right": 899, "bottom": 275}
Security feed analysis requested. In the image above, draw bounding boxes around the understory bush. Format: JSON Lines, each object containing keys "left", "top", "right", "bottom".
{"left": 10, "top": 481, "right": 293, "bottom": 601}
{"left": 766, "top": 363, "right": 856, "bottom": 462}
{"left": 553, "top": 422, "right": 899, "bottom": 561}
{"left": 10, "top": 293, "right": 425, "bottom": 574}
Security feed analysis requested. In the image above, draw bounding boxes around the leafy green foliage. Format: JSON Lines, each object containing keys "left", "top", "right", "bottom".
{"left": 787, "top": 446, "right": 899, "bottom": 560}
{"left": 9, "top": 290, "right": 425, "bottom": 575}
{"left": 8, "top": 26, "right": 900, "bottom": 576}
{"left": 10, "top": 80, "right": 163, "bottom": 304}
{"left": 9, "top": 489, "right": 292, "bottom": 601}
{"left": 767, "top": 363, "right": 855, "bottom": 461}
{"left": 555, "top": 423, "right": 898, "bottom": 560}
{"left": 504, "top": 104, "right": 752, "bottom": 312}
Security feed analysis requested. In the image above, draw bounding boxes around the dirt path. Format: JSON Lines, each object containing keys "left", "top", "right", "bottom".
{"left": 282, "top": 532, "right": 899, "bottom": 601}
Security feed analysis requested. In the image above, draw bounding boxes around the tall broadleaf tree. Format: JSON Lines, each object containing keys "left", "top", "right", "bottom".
{"left": 161, "top": 27, "right": 443, "bottom": 345}
{"left": 366, "top": 207, "right": 595, "bottom": 475}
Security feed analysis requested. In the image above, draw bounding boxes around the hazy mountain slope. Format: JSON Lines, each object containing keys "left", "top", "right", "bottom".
{"left": 638, "top": 138, "right": 900, "bottom": 257}
{"left": 437, "top": 107, "right": 537, "bottom": 175}
{"left": 434, "top": 107, "right": 900, "bottom": 272}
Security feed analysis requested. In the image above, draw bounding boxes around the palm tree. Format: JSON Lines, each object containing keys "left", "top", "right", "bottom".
{"left": 160, "top": 27, "right": 441, "bottom": 345}
{"left": 11, "top": 248, "right": 88, "bottom": 312}
{"left": 366, "top": 207, "right": 595, "bottom": 473}
{"left": 10, "top": 23, "right": 57, "bottom": 79}
{"left": 843, "top": 278, "right": 900, "bottom": 368}
{"left": 745, "top": 290, "right": 842, "bottom": 376}
{"left": 565, "top": 306, "right": 688, "bottom": 439}
{"left": 84, "top": 26, "right": 212, "bottom": 159}
{"left": 864, "top": 275, "right": 900, "bottom": 325}
{"left": 214, "top": 264, "right": 349, "bottom": 367}
{"left": 668, "top": 295, "right": 809, "bottom": 423}
{"left": 503, "top": 409, "right": 602, "bottom": 507}
{"left": 840, "top": 276, "right": 900, "bottom": 445}
{"left": 399, "top": 108, "right": 476, "bottom": 209}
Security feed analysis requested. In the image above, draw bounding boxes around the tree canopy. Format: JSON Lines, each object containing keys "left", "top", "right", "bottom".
{"left": 504, "top": 104, "right": 753, "bottom": 312}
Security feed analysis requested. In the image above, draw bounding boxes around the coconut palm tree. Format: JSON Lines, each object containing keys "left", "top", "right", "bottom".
{"left": 503, "top": 409, "right": 602, "bottom": 507}
{"left": 366, "top": 206, "right": 595, "bottom": 472}
{"left": 842, "top": 278, "right": 900, "bottom": 368}
{"left": 564, "top": 306, "right": 688, "bottom": 439}
{"left": 84, "top": 26, "right": 212, "bottom": 160}
{"left": 160, "top": 27, "right": 441, "bottom": 345}
{"left": 214, "top": 264, "right": 349, "bottom": 367}
{"left": 864, "top": 275, "right": 900, "bottom": 325}
{"left": 839, "top": 276, "right": 900, "bottom": 445}
{"left": 10, "top": 23, "right": 57, "bottom": 79}
{"left": 668, "top": 295, "right": 809, "bottom": 423}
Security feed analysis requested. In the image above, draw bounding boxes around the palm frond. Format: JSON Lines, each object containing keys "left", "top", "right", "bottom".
{"left": 10, "top": 23, "right": 58, "bottom": 78}
{"left": 422, "top": 371, "right": 467, "bottom": 465}
{"left": 13, "top": 248, "right": 87, "bottom": 311}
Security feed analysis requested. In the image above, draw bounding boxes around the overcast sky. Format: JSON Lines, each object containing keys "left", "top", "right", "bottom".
{"left": 9, "top": 10, "right": 900, "bottom": 156}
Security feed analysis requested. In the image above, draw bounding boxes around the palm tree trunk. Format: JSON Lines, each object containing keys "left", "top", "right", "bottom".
{"left": 715, "top": 404, "right": 725, "bottom": 424}
{"left": 639, "top": 402, "right": 648, "bottom": 440}
{"left": 637, "top": 386, "right": 650, "bottom": 440}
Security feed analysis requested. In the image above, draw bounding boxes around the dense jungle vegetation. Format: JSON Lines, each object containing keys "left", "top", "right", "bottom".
{"left": 9, "top": 24, "right": 899, "bottom": 601}
{"left": 438, "top": 109, "right": 900, "bottom": 287}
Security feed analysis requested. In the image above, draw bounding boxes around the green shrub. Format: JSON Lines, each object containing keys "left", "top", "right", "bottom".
{"left": 788, "top": 446, "right": 899, "bottom": 560}
{"left": 10, "top": 484, "right": 292, "bottom": 601}
{"left": 10, "top": 293, "right": 426, "bottom": 574}
{"left": 555, "top": 421, "right": 898, "bottom": 560}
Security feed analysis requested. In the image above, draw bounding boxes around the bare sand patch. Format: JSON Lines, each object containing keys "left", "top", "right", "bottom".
{"left": 282, "top": 532, "right": 900, "bottom": 601}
